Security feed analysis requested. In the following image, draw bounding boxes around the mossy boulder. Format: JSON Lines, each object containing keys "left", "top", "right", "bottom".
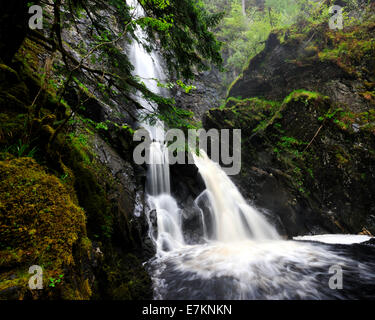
{"left": 0, "top": 157, "right": 91, "bottom": 299}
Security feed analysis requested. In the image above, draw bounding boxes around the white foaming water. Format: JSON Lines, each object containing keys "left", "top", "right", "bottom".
{"left": 147, "top": 194, "right": 185, "bottom": 254}
{"left": 150, "top": 238, "right": 375, "bottom": 300}
{"left": 294, "top": 234, "right": 372, "bottom": 244}
{"left": 127, "top": 0, "right": 180, "bottom": 253}
{"left": 148, "top": 143, "right": 171, "bottom": 195}
{"left": 126, "top": 0, "right": 375, "bottom": 300}
{"left": 147, "top": 150, "right": 375, "bottom": 300}
{"left": 193, "top": 150, "right": 279, "bottom": 242}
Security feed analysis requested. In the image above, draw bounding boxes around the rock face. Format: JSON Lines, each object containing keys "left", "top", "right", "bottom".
{"left": 173, "top": 67, "right": 225, "bottom": 123}
{"left": 206, "top": 92, "right": 375, "bottom": 237}
{"left": 206, "top": 6, "right": 375, "bottom": 237}
{"left": 228, "top": 5, "right": 375, "bottom": 113}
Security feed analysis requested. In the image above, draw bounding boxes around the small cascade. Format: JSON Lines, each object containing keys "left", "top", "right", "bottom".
{"left": 193, "top": 150, "right": 280, "bottom": 242}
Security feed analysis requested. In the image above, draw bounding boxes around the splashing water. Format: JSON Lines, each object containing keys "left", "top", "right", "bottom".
{"left": 147, "top": 152, "right": 375, "bottom": 299}
{"left": 149, "top": 239, "right": 375, "bottom": 300}
{"left": 126, "top": 0, "right": 180, "bottom": 253}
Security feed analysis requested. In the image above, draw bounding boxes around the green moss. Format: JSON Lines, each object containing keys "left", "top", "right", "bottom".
{"left": 316, "top": 20, "right": 375, "bottom": 76}
{"left": 283, "top": 90, "right": 328, "bottom": 105}
{"left": 67, "top": 132, "right": 93, "bottom": 165}
{"left": 0, "top": 157, "right": 88, "bottom": 299}
{"left": 226, "top": 73, "right": 243, "bottom": 98}
{"left": 60, "top": 138, "right": 113, "bottom": 242}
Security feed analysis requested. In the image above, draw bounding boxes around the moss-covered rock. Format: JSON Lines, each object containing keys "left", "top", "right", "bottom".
{"left": 0, "top": 157, "right": 90, "bottom": 299}
{"left": 205, "top": 90, "right": 375, "bottom": 237}
{"left": 219, "top": 4, "right": 375, "bottom": 237}
{"left": 228, "top": 6, "right": 375, "bottom": 113}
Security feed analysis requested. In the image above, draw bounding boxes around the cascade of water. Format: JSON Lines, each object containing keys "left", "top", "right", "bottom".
{"left": 127, "top": 0, "right": 170, "bottom": 195}
{"left": 126, "top": 0, "right": 375, "bottom": 300}
{"left": 126, "top": 0, "right": 184, "bottom": 254}
{"left": 192, "top": 150, "right": 280, "bottom": 242}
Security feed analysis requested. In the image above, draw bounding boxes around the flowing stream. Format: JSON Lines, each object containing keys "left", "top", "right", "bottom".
{"left": 127, "top": 1, "right": 375, "bottom": 300}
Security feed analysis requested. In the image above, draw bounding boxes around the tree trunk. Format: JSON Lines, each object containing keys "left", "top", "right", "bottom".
{"left": 242, "top": 0, "right": 246, "bottom": 16}
{"left": 268, "top": 7, "right": 274, "bottom": 28}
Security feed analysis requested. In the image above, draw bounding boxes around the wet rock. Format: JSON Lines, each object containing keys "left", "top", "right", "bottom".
{"left": 362, "top": 238, "right": 375, "bottom": 246}
{"left": 173, "top": 67, "right": 225, "bottom": 122}
{"left": 148, "top": 209, "right": 158, "bottom": 239}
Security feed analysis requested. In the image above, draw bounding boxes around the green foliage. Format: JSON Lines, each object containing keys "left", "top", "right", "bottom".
{"left": 49, "top": 274, "right": 64, "bottom": 288}
{"left": 144, "top": 104, "right": 199, "bottom": 130}
{"left": 95, "top": 122, "right": 109, "bottom": 131}
{"left": 2, "top": 139, "right": 38, "bottom": 159}
{"left": 176, "top": 80, "right": 197, "bottom": 94}
{"left": 202, "top": 0, "right": 315, "bottom": 86}
{"left": 203, "top": 0, "right": 370, "bottom": 87}
{"left": 139, "top": 0, "right": 223, "bottom": 79}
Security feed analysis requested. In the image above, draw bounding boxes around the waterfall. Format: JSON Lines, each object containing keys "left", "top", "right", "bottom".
{"left": 127, "top": 0, "right": 279, "bottom": 247}
{"left": 126, "top": 0, "right": 170, "bottom": 197}
{"left": 127, "top": 0, "right": 184, "bottom": 254}
{"left": 193, "top": 150, "right": 279, "bottom": 242}
{"left": 126, "top": 0, "right": 375, "bottom": 300}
